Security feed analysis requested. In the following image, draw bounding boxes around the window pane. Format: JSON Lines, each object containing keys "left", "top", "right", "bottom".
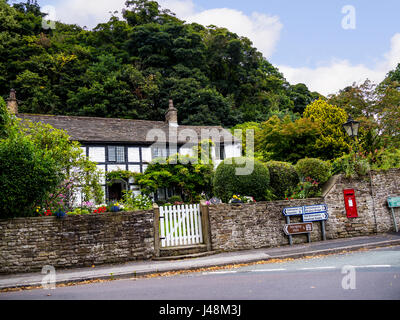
{"left": 220, "top": 145, "right": 225, "bottom": 160}
{"left": 116, "top": 146, "right": 125, "bottom": 162}
{"left": 108, "top": 146, "right": 116, "bottom": 162}
{"left": 152, "top": 146, "right": 168, "bottom": 159}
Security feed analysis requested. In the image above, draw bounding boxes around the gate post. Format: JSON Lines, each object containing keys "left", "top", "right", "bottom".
{"left": 200, "top": 200, "right": 212, "bottom": 251}
{"left": 153, "top": 203, "right": 160, "bottom": 257}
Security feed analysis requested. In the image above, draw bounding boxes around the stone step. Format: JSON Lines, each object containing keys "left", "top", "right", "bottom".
{"left": 159, "top": 244, "right": 208, "bottom": 257}
{"left": 153, "top": 250, "right": 218, "bottom": 261}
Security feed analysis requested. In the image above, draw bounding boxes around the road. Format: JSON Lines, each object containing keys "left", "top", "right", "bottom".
{"left": 1, "top": 246, "right": 400, "bottom": 300}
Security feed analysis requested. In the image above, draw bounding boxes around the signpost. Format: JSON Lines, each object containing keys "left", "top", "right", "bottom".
{"left": 283, "top": 206, "right": 304, "bottom": 216}
{"left": 282, "top": 203, "right": 328, "bottom": 245}
{"left": 387, "top": 196, "right": 400, "bottom": 232}
{"left": 303, "top": 204, "right": 327, "bottom": 214}
{"left": 302, "top": 212, "right": 329, "bottom": 222}
{"left": 283, "top": 222, "right": 313, "bottom": 235}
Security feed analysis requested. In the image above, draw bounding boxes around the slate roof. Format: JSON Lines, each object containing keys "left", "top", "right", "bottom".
{"left": 17, "top": 114, "right": 238, "bottom": 145}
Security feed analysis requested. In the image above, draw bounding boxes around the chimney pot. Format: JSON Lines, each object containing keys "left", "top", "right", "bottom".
{"left": 165, "top": 99, "right": 178, "bottom": 127}
{"left": 6, "top": 89, "right": 18, "bottom": 115}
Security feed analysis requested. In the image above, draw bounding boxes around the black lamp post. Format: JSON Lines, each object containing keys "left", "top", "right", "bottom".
{"left": 343, "top": 115, "right": 360, "bottom": 151}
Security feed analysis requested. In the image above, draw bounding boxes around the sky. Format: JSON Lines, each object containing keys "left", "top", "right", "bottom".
{"left": 24, "top": 0, "right": 400, "bottom": 96}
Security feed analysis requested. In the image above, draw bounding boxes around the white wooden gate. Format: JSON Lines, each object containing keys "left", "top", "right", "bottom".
{"left": 159, "top": 204, "right": 203, "bottom": 247}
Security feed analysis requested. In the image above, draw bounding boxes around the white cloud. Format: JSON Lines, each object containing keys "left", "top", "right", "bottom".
{"left": 54, "top": 0, "right": 125, "bottom": 28}
{"left": 183, "top": 8, "right": 282, "bottom": 59}
{"left": 278, "top": 33, "right": 400, "bottom": 96}
{"left": 158, "top": 0, "right": 195, "bottom": 17}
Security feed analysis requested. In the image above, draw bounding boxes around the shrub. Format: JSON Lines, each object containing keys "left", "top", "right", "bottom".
{"left": 121, "top": 190, "right": 153, "bottom": 211}
{"left": 332, "top": 153, "right": 370, "bottom": 178}
{"left": 213, "top": 157, "right": 270, "bottom": 203}
{"left": 0, "top": 134, "right": 63, "bottom": 218}
{"left": 286, "top": 177, "right": 321, "bottom": 199}
{"left": 135, "top": 154, "right": 214, "bottom": 203}
{"left": 295, "top": 158, "right": 332, "bottom": 185}
{"left": 265, "top": 161, "right": 299, "bottom": 199}
{"left": 368, "top": 148, "right": 400, "bottom": 171}
{"left": 167, "top": 195, "right": 183, "bottom": 204}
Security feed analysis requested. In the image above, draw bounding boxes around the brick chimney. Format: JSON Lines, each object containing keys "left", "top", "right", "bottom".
{"left": 165, "top": 99, "right": 178, "bottom": 127}
{"left": 6, "top": 89, "right": 18, "bottom": 115}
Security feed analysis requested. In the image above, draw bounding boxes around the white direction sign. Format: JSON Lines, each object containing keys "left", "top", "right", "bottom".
{"left": 303, "top": 204, "right": 328, "bottom": 214}
{"left": 302, "top": 212, "right": 329, "bottom": 222}
{"left": 283, "top": 206, "right": 304, "bottom": 216}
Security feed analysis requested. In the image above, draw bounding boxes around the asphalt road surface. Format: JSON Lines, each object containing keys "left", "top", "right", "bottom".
{"left": 1, "top": 246, "right": 400, "bottom": 300}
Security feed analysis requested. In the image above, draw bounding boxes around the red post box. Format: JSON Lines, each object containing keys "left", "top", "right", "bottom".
{"left": 343, "top": 189, "right": 358, "bottom": 218}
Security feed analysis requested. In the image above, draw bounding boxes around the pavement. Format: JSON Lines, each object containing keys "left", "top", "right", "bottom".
{"left": 1, "top": 232, "right": 400, "bottom": 290}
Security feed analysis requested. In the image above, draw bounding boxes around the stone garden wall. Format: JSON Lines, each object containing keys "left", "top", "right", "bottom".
{"left": 0, "top": 169, "right": 399, "bottom": 273}
{"left": 208, "top": 198, "right": 325, "bottom": 251}
{"left": 207, "top": 169, "right": 400, "bottom": 252}
{"left": 0, "top": 210, "right": 154, "bottom": 273}
{"left": 323, "top": 168, "right": 400, "bottom": 239}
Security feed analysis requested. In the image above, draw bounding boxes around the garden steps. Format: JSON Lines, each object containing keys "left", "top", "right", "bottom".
{"left": 153, "top": 250, "right": 218, "bottom": 261}
{"left": 154, "top": 244, "right": 217, "bottom": 260}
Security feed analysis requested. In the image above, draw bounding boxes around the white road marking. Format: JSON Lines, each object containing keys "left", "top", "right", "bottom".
{"left": 201, "top": 264, "right": 393, "bottom": 276}
{"left": 252, "top": 268, "right": 287, "bottom": 272}
{"left": 299, "top": 266, "right": 336, "bottom": 270}
{"left": 352, "top": 265, "right": 392, "bottom": 268}
{"left": 202, "top": 271, "right": 238, "bottom": 275}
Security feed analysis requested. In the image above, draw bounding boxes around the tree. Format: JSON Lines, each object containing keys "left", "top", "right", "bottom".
{"left": 1, "top": 0, "right": 321, "bottom": 127}
{"left": 255, "top": 115, "right": 321, "bottom": 163}
{"left": 135, "top": 153, "right": 214, "bottom": 203}
{"left": 0, "top": 120, "right": 63, "bottom": 217}
{"left": 328, "top": 78, "right": 400, "bottom": 151}
{"left": 303, "top": 99, "right": 351, "bottom": 160}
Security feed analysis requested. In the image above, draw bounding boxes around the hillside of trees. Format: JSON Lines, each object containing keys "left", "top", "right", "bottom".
{"left": 0, "top": 0, "right": 321, "bottom": 127}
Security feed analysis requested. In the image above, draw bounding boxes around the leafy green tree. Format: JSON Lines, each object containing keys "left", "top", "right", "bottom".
{"left": 328, "top": 78, "right": 400, "bottom": 151}
{"left": 0, "top": 97, "right": 11, "bottom": 138}
{"left": 0, "top": 124, "right": 63, "bottom": 217}
{"left": 255, "top": 115, "right": 321, "bottom": 163}
{"left": 303, "top": 99, "right": 351, "bottom": 160}
{"left": 135, "top": 154, "right": 214, "bottom": 203}
{"left": 1, "top": 0, "right": 321, "bottom": 128}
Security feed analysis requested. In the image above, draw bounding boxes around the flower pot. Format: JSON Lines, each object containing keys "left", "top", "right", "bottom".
{"left": 55, "top": 210, "right": 66, "bottom": 218}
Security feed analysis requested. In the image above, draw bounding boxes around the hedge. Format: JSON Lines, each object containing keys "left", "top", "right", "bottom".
{"left": 213, "top": 157, "right": 270, "bottom": 203}
{"left": 266, "top": 161, "right": 299, "bottom": 199}
{"left": 295, "top": 157, "right": 332, "bottom": 184}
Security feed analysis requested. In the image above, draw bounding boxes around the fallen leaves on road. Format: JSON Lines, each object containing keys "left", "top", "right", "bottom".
{"left": 0, "top": 247, "right": 372, "bottom": 293}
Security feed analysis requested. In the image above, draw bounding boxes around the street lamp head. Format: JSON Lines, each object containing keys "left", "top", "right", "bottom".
{"left": 343, "top": 115, "right": 360, "bottom": 138}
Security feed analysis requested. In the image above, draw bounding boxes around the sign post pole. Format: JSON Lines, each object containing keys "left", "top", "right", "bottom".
{"left": 321, "top": 220, "right": 326, "bottom": 241}
{"left": 391, "top": 208, "right": 398, "bottom": 233}
{"left": 286, "top": 216, "right": 293, "bottom": 245}
{"left": 283, "top": 204, "right": 328, "bottom": 245}
{"left": 388, "top": 197, "right": 400, "bottom": 233}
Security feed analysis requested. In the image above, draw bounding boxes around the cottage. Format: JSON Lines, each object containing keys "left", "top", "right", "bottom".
{"left": 6, "top": 89, "right": 241, "bottom": 202}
